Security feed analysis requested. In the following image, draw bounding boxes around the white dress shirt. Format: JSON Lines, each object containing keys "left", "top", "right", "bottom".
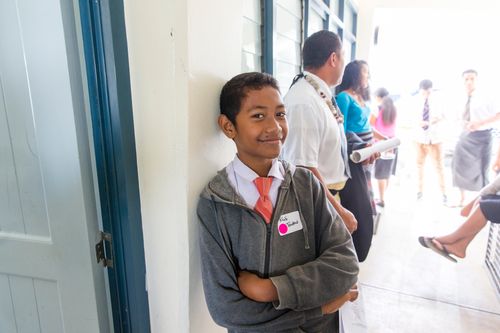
{"left": 465, "top": 91, "right": 499, "bottom": 131}
{"left": 281, "top": 72, "right": 347, "bottom": 185}
{"left": 413, "top": 93, "right": 445, "bottom": 144}
{"left": 226, "top": 155, "right": 285, "bottom": 208}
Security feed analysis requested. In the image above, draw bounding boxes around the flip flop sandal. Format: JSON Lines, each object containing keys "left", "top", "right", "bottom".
{"left": 418, "top": 236, "right": 429, "bottom": 248}
{"left": 422, "top": 237, "right": 457, "bottom": 263}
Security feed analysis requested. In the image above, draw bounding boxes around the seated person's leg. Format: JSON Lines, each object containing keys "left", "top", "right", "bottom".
{"left": 478, "top": 194, "right": 500, "bottom": 224}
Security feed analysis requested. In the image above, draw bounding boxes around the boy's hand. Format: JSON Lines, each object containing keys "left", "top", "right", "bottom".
{"left": 238, "top": 271, "right": 278, "bottom": 302}
{"left": 321, "top": 284, "right": 359, "bottom": 315}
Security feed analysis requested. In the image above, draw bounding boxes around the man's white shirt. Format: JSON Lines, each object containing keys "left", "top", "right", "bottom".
{"left": 281, "top": 72, "right": 347, "bottom": 185}
{"left": 412, "top": 93, "right": 445, "bottom": 144}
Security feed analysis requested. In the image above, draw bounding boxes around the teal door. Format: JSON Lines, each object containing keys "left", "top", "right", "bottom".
{"left": 0, "top": 0, "right": 112, "bottom": 332}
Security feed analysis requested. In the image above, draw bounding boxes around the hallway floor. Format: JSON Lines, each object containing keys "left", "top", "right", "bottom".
{"left": 349, "top": 160, "right": 500, "bottom": 332}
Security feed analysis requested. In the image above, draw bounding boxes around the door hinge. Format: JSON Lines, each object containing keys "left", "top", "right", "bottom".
{"left": 95, "top": 231, "right": 114, "bottom": 268}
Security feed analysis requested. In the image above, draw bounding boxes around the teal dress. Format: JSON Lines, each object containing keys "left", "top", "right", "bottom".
{"left": 336, "top": 91, "right": 376, "bottom": 216}
{"left": 335, "top": 91, "right": 372, "bottom": 136}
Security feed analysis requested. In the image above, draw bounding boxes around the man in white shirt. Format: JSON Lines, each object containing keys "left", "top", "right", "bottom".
{"left": 413, "top": 79, "right": 447, "bottom": 203}
{"left": 281, "top": 30, "right": 357, "bottom": 233}
{"left": 452, "top": 69, "right": 500, "bottom": 206}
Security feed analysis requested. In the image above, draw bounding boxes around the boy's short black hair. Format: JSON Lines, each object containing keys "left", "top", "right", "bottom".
{"left": 303, "top": 30, "right": 342, "bottom": 70}
{"left": 220, "top": 72, "right": 280, "bottom": 125}
{"left": 419, "top": 79, "right": 433, "bottom": 90}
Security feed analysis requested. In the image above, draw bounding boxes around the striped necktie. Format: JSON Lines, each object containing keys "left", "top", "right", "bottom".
{"left": 463, "top": 95, "right": 471, "bottom": 122}
{"left": 422, "top": 98, "right": 429, "bottom": 130}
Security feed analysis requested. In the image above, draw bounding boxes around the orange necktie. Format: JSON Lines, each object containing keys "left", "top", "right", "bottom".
{"left": 253, "top": 177, "right": 273, "bottom": 224}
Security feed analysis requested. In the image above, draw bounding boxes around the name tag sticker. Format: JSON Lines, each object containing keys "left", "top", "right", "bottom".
{"left": 278, "top": 211, "right": 303, "bottom": 236}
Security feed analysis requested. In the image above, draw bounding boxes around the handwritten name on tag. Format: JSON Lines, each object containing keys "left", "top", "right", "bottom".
{"left": 278, "top": 211, "right": 303, "bottom": 236}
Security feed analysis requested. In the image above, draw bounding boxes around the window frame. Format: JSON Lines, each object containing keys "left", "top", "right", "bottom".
{"left": 259, "top": 0, "right": 358, "bottom": 75}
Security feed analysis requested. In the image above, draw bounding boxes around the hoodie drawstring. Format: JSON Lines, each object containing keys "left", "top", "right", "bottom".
{"left": 289, "top": 174, "right": 311, "bottom": 250}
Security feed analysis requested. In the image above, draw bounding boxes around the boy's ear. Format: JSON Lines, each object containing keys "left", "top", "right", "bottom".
{"left": 218, "top": 114, "right": 236, "bottom": 139}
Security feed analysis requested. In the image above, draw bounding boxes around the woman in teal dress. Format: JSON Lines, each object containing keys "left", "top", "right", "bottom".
{"left": 335, "top": 60, "right": 385, "bottom": 142}
{"left": 335, "top": 60, "right": 384, "bottom": 227}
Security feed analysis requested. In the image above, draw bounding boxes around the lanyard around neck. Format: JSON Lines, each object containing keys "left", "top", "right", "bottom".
{"left": 303, "top": 74, "right": 344, "bottom": 124}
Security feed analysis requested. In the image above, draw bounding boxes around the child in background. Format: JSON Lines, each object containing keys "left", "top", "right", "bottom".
{"left": 372, "top": 88, "right": 398, "bottom": 207}
{"left": 197, "top": 72, "right": 359, "bottom": 333}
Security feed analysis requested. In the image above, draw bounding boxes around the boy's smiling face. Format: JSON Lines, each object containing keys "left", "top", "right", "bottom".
{"left": 220, "top": 86, "right": 288, "bottom": 176}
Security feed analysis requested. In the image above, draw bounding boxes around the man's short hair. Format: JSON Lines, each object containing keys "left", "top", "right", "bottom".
{"left": 419, "top": 79, "right": 433, "bottom": 90}
{"left": 303, "top": 30, "right": 342, "bottom": 70}
{"left": 220, "top": 72, "right": 280, "bottom": 125}
{"left": 462, "top": 69, "right": 478, "bottom": 76}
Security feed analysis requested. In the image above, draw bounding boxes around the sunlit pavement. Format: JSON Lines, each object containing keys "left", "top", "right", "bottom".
{"left": 351, "top": 141, "right": 500, "bottom": 332}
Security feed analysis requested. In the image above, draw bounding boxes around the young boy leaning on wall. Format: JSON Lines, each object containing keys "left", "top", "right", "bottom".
{"left": 197, "top": 72, "right": 359, "bottom": 333}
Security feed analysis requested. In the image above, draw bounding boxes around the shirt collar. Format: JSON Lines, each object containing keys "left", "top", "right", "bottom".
{"left": 232, "top": 155, "right": 284, "bottom": 182}
{"left": 304, "top": 71, "right": 333, "bottom": 100}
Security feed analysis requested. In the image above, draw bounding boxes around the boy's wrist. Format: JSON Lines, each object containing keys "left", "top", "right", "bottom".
{"left": 238, "top": 271, "right": 278, "bottom": 302}
{"left": 260, "top": 278, "right": 278, "bottom": 302}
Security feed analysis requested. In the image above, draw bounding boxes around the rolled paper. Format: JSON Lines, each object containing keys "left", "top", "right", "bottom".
{"left": 350, "top": 137, "right": 401, "bottom": 163}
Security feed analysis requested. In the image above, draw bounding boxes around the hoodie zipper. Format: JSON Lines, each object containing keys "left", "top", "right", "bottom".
{"left": 263, "top": 186, "right": 288, "bottom": 278}
{"left": 263, "top": 224, "right": 272, "bottom": 278}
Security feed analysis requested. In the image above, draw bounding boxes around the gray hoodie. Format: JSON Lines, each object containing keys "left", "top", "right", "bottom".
{"left": 197, "top": 161, "right": 359, "bottom": 332}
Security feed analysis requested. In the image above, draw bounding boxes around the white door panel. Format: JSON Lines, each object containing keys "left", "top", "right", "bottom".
{"left": 0, "top": 0, "right": 111, "bottom": 332}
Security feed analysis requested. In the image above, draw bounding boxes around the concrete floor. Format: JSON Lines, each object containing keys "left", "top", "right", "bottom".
{"left": 344, "top": 151, "right": 500, "bottom": 332}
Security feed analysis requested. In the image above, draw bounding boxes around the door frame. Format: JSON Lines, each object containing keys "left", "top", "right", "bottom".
{"left": 78, "top": 1, "right": 150, "bottom": 332}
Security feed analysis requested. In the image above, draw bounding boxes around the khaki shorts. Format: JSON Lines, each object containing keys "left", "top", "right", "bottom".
{"left": 327, "top": 181, "right": 346, "bottom": 200}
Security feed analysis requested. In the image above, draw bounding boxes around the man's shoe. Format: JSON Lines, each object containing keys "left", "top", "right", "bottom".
{"left": 442, "top": 194, "right": 448, "bottom": 205}
{"left": 417, "top": 192, "right": 423, "bottom": 200}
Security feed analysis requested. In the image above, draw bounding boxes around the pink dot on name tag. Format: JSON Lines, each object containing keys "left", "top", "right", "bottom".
{"left": 279, "top": 224, "right": 288, "bottom": 234}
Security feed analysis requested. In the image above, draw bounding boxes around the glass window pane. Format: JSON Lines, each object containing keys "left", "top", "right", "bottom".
{"left": 274, "top": 0, "right": 302, "bottom": 93}
{"left": 343, "top": 41, "right": 352, "bottom": 62}
{"left": 277, "top": 0, "right": 302, "bottom": 17}
{"left": 242, "top": 17, "right": 262, "bottom": 54}
{"left": 329, "top": 21, "right": 339, "bottom": 33}
{"left": 308, "top": 10, "right": 324, "bottom": 36}
{"left": 276, "top": 4, "right": 302, "bottom": 42}
{"left": 275, "top": 36, "right": 300, "bottom": 65}
{"left": 275, "top": 61, "right": 301, "bottom": 95}
{"left": 242, "top": 1, "right": 262, "bottom": 72}
{"left": 344, "top": 4, "right": 355, "bottom": 35}
{"left": 242, "top": 52, "right": 262, "bottom": 72}
{"left": 243, "top": 0, "right": 261, "bottom": 24}
{"left": 330, "top": 0, "right": 340, "bottom": 15}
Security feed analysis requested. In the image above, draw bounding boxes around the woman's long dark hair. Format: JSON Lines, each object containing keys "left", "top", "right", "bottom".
{"left": 380, "top": 96, "right": 397, "bottom": 126}
{"left": 336, "top": 60, "right": 370, "bottom": 101}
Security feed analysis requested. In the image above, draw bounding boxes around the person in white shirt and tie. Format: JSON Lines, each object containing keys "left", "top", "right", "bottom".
{"left": 452, "top": 69, "right": 500, "bottom": 206}
{"left": 413, "top": 79, "right": 447, "bottom": 203}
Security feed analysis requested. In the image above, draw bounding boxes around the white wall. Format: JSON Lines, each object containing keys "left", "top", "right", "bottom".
{"left": 124, "top": 0, "right": 244, "bottom": 332}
